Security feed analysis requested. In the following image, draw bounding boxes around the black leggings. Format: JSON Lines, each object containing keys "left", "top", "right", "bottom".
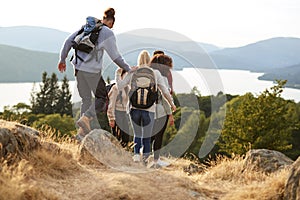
{"left": 151, "top": 115, "right": 169, "bottom": 160}
{"left": 95, "top": 75, "right": 108, "bottom": 113}
{"left": 113, "top": 110, "right": 131, "bottom": 148}
{"left": 94, "top": 76, "right": 109, "bottom": 129}
{"left": 112, "top": 125, "right": 130, "bottom": 148}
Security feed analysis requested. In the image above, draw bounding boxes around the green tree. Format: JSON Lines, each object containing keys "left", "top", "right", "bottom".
{"left": 11, "top": 103, "right": 31, "bottom": 115}
{"left": 56, "top": 75, "right": 72, "bottom": 116}
{"left": 31, "top": 72, "right": 60, "bottom": 114}
{"left": 187, "top": 111, "right": 210, "bottom": 156}
{"left": 283, "top": 102, "right": 300, "bottom": 160}
{"left": 219, "top": 80, "right": 297, "bottom": 155}
{"left": 32, "top": 113, "right": 76, "bottom": 137}
{"left": 197, "top": 107, "right": 225, "bottom": 160}
{"left": 31, "top": 72, "right": 72, "bottom": 116}
{"left": 176, "top": 93, "right": 199, "bottom": 109}
{"left": 0, "top": 103, "right": 31, "bottom": 123}
{"left": 190, "top": 86, "right": 201, "bottom": 97}
{"left": 47, "top": 73, "right": 60, "bottom": 113}
{"left": 162, "top": 109, "right": 200, "bottom": 158}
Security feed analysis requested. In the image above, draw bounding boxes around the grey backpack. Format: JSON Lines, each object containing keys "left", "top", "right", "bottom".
{"left": 129, "top": 67, "right": 158, "bottom": 109}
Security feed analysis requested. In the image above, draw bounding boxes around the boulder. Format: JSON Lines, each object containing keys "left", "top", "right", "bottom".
{"left": 78, "top": 129, "right": 134, "bottom": 168}
{"left": 243, "top": 149, "right": 293, "bottom": 173}
{"left": 0, "top": 120, "right": 40, "bottom": 163}
{"left": 283, "top": 156, "right": 300, "bottom": 200}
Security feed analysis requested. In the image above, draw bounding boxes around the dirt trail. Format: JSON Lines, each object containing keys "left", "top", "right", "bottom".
{"left": 33, "top": 158, "right": 210, "bottom": 200}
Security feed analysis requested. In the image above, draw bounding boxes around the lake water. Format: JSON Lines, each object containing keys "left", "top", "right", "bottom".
{"left": 0, "top": 68, "right": 299, "bottom": 112}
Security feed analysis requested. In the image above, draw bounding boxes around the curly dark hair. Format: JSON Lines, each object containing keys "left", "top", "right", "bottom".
{"left": 149, "top": 54, "right": 173, "bottom": 77}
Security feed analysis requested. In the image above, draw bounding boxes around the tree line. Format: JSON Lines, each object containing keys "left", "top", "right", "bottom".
{"left": 1, "top": 73, "right": 299, "bottom": 161}
{"left": 1, "top": 72, "right": 75, "bottom": 137}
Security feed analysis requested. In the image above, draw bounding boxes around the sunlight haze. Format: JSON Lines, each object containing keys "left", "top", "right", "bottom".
{"left": 1, "top": 0, "right": 300, "bottom": 47}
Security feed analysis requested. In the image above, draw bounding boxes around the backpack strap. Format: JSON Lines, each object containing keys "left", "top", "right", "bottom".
{"left": 152, "top": 69, "right": 158, "bottom": 104}
{"left": 74, "top": 49, "right": 84, "bottom": 64}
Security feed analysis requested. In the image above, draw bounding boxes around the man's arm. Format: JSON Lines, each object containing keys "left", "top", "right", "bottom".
{"left": 103, "top": 33, "right": 131, "bottom": 72}
{"left": 57, "top": 30, "right": 80, "bottom": 72}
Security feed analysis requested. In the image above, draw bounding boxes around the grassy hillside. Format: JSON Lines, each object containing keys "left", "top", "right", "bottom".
{"left": 0, "top": 44, "right": 74, "bottom": 82}
{"left": 0, "top": 120, "right": 292, "bottom": 200}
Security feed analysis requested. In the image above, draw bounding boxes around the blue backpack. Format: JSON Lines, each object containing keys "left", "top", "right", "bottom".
{"left": 71, "top": 16, "right": 103, "bottom": 63}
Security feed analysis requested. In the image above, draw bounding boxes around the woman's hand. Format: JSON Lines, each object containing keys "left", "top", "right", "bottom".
{"left": 109, "top": 120, "right": 115, "bottom": 128}
{"left": 168, "top": 114, "right": 174, "bottom": 126}
{"left": 171, "top": 104, "right": 176, "bottom": 112}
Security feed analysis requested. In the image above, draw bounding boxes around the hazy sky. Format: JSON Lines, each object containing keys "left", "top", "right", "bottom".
{"left": 1, "top": 0, "right": 300, "bottom": 47}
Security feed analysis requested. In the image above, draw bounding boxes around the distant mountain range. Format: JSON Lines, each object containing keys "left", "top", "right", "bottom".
{"left": 0, "top": 26, "right": 70, "bottom": 53}
{"left": 0, "top": 26, "right": 300, "bottom": 89}
{"left": 211, "top": 37, "right": 300, "bottom": 71}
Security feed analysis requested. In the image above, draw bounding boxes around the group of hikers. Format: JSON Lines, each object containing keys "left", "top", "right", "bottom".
{"left": 57, "top": 8, "right": 176, "bottom": 168}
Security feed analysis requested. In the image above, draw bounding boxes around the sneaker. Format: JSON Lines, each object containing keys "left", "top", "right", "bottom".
{"left": 147, "top": 161, "right": 161, "bottom": 169}
{"left": 76, "top": 115, "right": 91, "bottom": 134}
{"left": 157, "top": 158, "right": 170, "bottom": 167}
{"left": 133, "top": 154, "right": 141, "bottom": 162}
{"left": 142, "top": 156, "right": 149, "bottom": 166}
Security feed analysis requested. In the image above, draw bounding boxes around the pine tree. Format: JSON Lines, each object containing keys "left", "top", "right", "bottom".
{"left": 31, "top": 72, "right": 48, "bottom": 114}
{"left": 31, "top": 72, "right": 60, "bottom": 114}
{"left": 56, "top": 75, "right": 72, "bottom": 116}
{"left": 46, "top": 73, "right": 60, "bottom": 114}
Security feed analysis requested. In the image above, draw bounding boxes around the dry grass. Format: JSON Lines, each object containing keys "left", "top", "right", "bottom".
{"left": 0, "top": 158, "right": 59, "bottom": 200}
{"left": 222, "top": 169, "right": 289, "bottom": 200}
{"left": 0, "top": 121, "right": 293, "bottom": 199}
{"left": 189, "top": 155, "right": 290, "bottom": 200}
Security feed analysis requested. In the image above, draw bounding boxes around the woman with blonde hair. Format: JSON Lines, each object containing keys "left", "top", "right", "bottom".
{"left": 116, "top": 50, "right": 176, "bottom": 163}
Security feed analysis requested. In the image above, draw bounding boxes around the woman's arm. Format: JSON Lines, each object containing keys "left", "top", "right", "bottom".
{"left": 116, "top": 70, "right": 132, "bottom": 90}
{"left": 102, "top": 30, "right": 131, "bottom": 72}
{"left": 107, "top": 86, "right": 118, "bottom": 127}
{"left": 155, "top": 71, "right": 176, "bottom": 111}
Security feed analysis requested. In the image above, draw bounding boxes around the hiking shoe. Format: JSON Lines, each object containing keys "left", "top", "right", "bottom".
{"left": 75, "top": 134, "right": 84, "bottom": 142}
{"left": 78, "top": 127, "right": 86, "bottom": 137}
{"left": 133, "top": 154, "right": 141, "bottom": 162}
{"left": 75, "top": 127, "right": 86, "bottom": 142}
{"left": 76, "top": 115, "right": 91, "bottom": 134}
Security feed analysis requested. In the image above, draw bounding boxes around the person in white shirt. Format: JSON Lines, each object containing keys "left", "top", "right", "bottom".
{"left": 107, "top": 69, "right": 131, "bottom": 147}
